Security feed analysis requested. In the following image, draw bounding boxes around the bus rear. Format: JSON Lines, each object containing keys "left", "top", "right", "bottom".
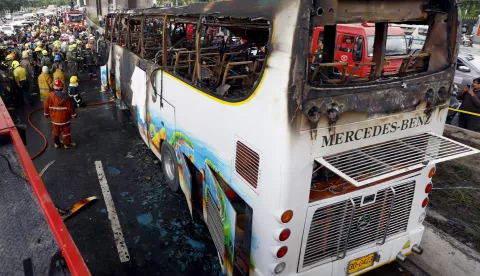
{"left": 282, "top": 0, "right": 477, "bottom": 275}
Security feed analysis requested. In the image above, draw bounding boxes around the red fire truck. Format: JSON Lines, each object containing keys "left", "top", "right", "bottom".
{"left": 64, "top": 9, "right": 85, "bottom": 31}
{"left": 0, "top": 98, "right": 90, "bottom": 276}
{"left": 312, "top": 23, "right": 408, "bottom": 77}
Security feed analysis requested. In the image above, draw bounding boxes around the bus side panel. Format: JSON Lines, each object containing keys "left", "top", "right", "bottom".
{"left": 130, "top": 66, "right": 149, "bottom": 145}
{"left": 146, "top": 90, "right": 176, "bottom": 161}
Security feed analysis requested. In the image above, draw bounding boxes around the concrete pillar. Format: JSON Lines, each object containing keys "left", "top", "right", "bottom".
{"left": 114, "top": 0, "right": 129, "bottom": 9}
{"left": 85, "top": 0, "right": 99, "bottom": 18}
{"left": 100, "top": 0, "right": 109, "bottom": 15}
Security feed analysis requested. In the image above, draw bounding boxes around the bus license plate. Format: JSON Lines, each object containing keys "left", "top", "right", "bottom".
{"left": 347, "top": 253, "right": 375, "bottom": 275}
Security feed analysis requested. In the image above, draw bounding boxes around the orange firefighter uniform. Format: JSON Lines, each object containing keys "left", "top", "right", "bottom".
{"left": 44, "top": 80, "right": 77, "bottom": 147}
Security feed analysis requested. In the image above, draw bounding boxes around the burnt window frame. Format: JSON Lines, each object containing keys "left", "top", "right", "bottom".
{"left": 105, "top": 12, "right": 272, "bottom": 104}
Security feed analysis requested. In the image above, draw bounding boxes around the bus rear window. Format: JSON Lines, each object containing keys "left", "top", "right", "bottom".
{"left": 308, "top": 22, "right": 434, "bottom": 86}
{"left": 367, "top": 35, "right": 408, "bottom": 57}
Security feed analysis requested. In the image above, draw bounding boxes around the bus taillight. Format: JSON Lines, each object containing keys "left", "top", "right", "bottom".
{"left": 425, "top": 183, "right": 433, "bottom": 193}
{"left": 280, "top": 210, "right": 293, "bottom": 223}
{"left": 279, "top": 229, "right": 291, "bottom": 241}
{"left": 422, "top": 198, "right": 429, "bottom": 208}
{"left": 276, "top": 246, "right": 288, "bottom": 258}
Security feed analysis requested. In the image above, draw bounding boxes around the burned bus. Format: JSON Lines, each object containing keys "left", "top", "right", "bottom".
{"left": 104, "top": 0, "right": 477, "bottom": 275}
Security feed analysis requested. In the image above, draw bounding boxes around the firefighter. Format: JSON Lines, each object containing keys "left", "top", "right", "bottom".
{"left": 34, "top": 46, "right": 43, "bottom": 74}
{"left": 41, "top": 50, "right": 53, "bottom": 71}
{"left": 53, "top": 63, "right": 66, "bottom": 93}
{"left": 5, "top": 57, "right": 15, "bottom": 101}
{"left": 83, "top": 43, "right": 97, "bottom": 79}
{"left": 75, "top": 40, "right": 84, "bottom": 71}
{"left": 88, "top": 36, "right": 97, "bottom": 53}
{"left": 51, "top": 54, "right": 64, "bottom": 74}
{"left": 68, "top": 76, "right": 85, "bottom": 108}
{"left": 38, "top": 66, "right": 53, "bottom": 102}
{"left": 0, "top": 62, "right": 13, "bottom": 109}
{"left": 44, "top": 79, "right": 77, "bottom": 149}
{"left": 20, "top": 51, "right": 36, "bottom": 98}
{"left": 66, "top": 44, "right": 81, "bottom": 78}
{"left": 12, "top": 60, "right": 30, "bottom": 105}
{"left": 5, "top": 53, "right": 14, "bottom": 68}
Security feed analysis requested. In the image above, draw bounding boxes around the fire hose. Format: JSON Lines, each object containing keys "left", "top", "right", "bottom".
{"left": 28, "top": 100, "right": 115, "bottom": 160}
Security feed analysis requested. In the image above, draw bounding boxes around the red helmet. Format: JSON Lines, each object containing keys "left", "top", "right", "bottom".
{"left": 54, "top": 79, "right": 64, "bottom": 89}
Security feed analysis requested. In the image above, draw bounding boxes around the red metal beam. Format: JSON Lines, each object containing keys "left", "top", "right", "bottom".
{"left": 0, "top": 98, "right": 91, "bottom": 276}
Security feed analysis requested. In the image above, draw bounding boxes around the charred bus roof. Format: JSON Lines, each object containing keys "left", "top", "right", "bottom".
{"left": 110, "top": 0, "right": 281, "bottom": 19}
{"left": 105, "top": 0, "right": 460, "bottom": 132}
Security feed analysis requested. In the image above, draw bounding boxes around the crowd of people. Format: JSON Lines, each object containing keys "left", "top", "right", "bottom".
{"left": 0, "top": 13, "right": 105, "bottom": 109}
{"left": 0, "top": 12, "right": 107, "bottom": 148}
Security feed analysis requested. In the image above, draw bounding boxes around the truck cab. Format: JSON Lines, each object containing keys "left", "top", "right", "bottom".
{"left": 312, "top": 23, "right": 408, "bottom": 78}
{"left": 64, "top": 10, "right": 85, "bottom": 31}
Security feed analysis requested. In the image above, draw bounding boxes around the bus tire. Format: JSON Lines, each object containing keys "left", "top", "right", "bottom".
{"left": 161, "top": 142, "right": 180, "bottom": 193}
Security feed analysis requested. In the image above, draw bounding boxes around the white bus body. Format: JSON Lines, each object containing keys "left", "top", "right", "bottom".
{"left": 106, "top": 1, "right": 475, "bottom": 275}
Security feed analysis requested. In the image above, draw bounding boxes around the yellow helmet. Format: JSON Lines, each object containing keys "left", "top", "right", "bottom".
{"left": 11, "top": 60, "right": 20, "bottom": 69}
{"left": 42, "top": 50, "right": 48, "bottom": 56}
{"left": 35, "top": 47, "right": 42, "bottom": 52}
{"left": 5, "top": 55, "right": 13, "bottom": 61}
{"left": 70, "top": 76, "right": 78, "bottom": 84}
{"left": 22, "top": 51, "right": 29, "bottom": 58}
{"left": 36, "top": 41, "right": 43, "bottom": 47}
{"left": 24, "top": 43, "right": 31, "bottom": 49}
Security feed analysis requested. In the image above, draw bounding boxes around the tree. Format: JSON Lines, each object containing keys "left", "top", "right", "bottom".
{"left": 460, "top": 1, "right": 480, "bottom": 18}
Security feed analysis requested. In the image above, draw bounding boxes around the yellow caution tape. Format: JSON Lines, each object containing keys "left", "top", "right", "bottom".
{"left": 448, "top": 108, "right": 480, "bottom": 117}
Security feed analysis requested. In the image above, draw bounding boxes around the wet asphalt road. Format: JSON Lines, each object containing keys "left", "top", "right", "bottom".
{"left": 11, "top": 73, "right": 412, "bottom": 276}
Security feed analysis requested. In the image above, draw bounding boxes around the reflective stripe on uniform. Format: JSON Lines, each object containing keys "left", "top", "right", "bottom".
{"left": 63, "top": 133, "right": 71, "bottom": 137}
{"left": 49, "top": 106, "right": 68, "bottom": 110}
{"left": 51, "top": 121, "right": 70, "bottom": 125}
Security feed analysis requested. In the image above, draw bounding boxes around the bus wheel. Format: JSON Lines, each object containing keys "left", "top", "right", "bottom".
{"left": 161, "top": 142, "right": 180, "bottom": 193}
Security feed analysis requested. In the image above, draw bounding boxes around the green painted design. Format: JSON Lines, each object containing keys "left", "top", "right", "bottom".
{"left": 149, "top": 123, "right": 156, "bottom": 139}
{"left": 169, "top": 131, "right": 194, "bottom": 149}
{"left": 250, "top": 254, "right": 256, "bottom": 269}
{"left": 206, "top": 158, "right": 226, "bottom": 181}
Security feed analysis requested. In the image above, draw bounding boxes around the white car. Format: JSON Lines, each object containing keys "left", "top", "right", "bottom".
{"left": 1, "top": 25, "right": 15, "bottom": 37}
{"left": 5, "top": 14, "right": 12, "bottom": 20}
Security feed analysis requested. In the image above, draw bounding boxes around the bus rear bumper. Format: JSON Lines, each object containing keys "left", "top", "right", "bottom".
{"left": 293, "top": 226, "right": 425, "bottom": 276}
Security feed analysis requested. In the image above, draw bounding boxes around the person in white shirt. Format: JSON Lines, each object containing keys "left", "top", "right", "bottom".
{"left": 61, "top": 40, "right": 67, "bottom": 53}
